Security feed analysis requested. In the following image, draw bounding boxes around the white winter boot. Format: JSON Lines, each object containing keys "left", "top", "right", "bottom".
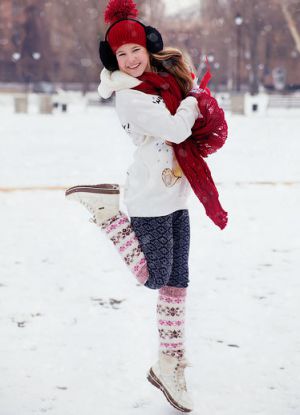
{"left": 147, "top": 352, "right": 193, "bottom": 413}
{"left": 65, "top": 184, "right": 120, "bottom": 226}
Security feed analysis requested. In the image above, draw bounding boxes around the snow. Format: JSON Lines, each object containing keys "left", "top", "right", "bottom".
{"left": 0, "top": 103, "right": 299, "bottom": 415}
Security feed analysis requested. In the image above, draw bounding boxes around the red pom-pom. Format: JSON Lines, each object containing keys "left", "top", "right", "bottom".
{"left": 104, "top": 0, "right": 139, "bottom": 24}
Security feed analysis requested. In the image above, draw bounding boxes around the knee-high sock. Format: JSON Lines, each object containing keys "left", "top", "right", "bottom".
{"left": 157, "top": 286, "right": 186, "bottom": 360}
{"left": 100, "top": 211, "right": 149, "bottom": 285}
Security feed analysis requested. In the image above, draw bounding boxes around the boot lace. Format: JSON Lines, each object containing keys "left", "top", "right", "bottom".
{"left": 79, "top": 199, "right": 95, "bottom": 214}
{"left": 78, "top": 200, "right": 105, "bottom": 224}
{"left": 175, "top": 359, "right": 191, "bottom": 392}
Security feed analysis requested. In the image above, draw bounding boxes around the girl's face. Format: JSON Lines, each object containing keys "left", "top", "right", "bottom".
{"left": 116, "top": 43, "right": 151, "bottom": 77}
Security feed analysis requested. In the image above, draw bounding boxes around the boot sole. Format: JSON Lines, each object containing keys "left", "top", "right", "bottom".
{"left": 147, "top": 368, "right": 192, "bottom": 413}
{"left": 65, "top": 184, "right": 120, "bottom": 197}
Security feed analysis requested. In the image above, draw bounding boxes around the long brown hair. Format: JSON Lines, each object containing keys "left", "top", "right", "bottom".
{"left": 149, "top": 47, "right": 195, "bottom": 97}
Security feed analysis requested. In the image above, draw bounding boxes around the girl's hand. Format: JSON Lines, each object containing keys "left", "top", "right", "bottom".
{"left": 186, "top": 91, "right": 205, "bottom": 119}
{"left": 188, "top": 87, "right": 211, "bottom": 98}
{"left": 186, "top": 95, "right": 203, "bottom": 119}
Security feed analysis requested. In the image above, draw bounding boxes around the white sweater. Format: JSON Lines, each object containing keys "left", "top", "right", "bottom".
{"left": 98, "top": 68, "right": 199, "bottom": 217}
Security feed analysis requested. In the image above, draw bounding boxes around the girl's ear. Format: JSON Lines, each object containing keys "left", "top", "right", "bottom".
{"left": 145, "top": 26, "right": 163, "bottom": 53}
{"left": 99, "top": 40, "right": 119, "bottom": 71}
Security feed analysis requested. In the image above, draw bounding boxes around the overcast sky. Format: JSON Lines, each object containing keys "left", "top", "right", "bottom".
{"left": 163, "top": 0, "right": 200, "bottom": 14}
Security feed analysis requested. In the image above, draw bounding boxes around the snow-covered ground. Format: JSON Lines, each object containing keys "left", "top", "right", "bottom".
{"left": 0, "top": 103, "right": 299, "bottom": 415}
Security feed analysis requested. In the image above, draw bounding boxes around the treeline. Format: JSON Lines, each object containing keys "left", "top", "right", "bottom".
{"left": 0, "top": 0, "right": 299, "bottom": 92}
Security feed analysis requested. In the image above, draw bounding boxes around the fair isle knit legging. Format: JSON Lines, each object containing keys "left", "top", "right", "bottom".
{"left": 101, "top": 209, "right": 190, "bottom": 289}
{"left": 100, "top": 209, "right": 190, "bottom": 359}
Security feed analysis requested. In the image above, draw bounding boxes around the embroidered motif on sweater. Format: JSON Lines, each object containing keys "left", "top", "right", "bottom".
{"left": 152, "top": 96, "right": 163, "bottom": 104}
{"left": 122, "top": 123, "right": 131, "bottom": 134}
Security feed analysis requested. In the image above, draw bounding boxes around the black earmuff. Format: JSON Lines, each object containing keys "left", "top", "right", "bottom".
{"left": 99, "top": 19, "right": 164, "bottom": 71}
{"left": 99, "top": 41, "right": 119, "bottom": 71}
{"left": 145, "top": 26, "right": 164, "bottom": 53}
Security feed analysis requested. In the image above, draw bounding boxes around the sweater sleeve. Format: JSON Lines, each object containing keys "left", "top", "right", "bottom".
{"left": 116, "top": 89, "right": 199, "bottom": 144}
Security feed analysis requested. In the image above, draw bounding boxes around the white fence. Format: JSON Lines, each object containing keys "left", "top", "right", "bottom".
{"left": 1, "top": 91, "right": 300, "bottom": 115}
{"left": 268, "top": 95, "right": 300, "bottom": 108}
{"left": 215, "top": 92, "right": 300, "bottom": 114}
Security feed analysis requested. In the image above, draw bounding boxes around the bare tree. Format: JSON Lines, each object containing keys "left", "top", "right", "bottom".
{"left": 201, "top": 0, "right": 300, "bottom": 93}
{"left": 19, "top": 4, "right": 52, "bottom": 83}
{"left": 0, "top": 0, "right": 52, "bottom": 83}
{"left": 277, "top": 0, "right": 300, "bottom": 53}
{"left": 44, "top": 0, "right": 106, "bottom": 91}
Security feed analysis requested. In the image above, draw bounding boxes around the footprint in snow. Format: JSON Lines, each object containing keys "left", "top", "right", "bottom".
{"left": 90, "top": 297, "right": 126, "bottom": 309}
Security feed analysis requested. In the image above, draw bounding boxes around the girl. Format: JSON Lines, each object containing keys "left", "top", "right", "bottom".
{"left": 65, "top": 0, "right": 227, "bottom": 412}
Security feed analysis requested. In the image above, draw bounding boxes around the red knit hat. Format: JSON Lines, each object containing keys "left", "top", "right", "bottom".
{"left": 104, "top": 0, "right": 147, "bottom": 53}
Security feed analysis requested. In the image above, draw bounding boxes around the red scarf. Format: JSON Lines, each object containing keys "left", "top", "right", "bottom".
{"left": 133, "top": 71, "right": 228, "bottom": 230}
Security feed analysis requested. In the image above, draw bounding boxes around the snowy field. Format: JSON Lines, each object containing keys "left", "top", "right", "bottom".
{"left": 0, "top": 102, "right": 299, "bottom": 415}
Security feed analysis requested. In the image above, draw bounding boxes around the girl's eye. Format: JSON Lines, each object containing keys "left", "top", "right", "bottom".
{"left": 117, "top": 48, "right": 139, "bottom": 57}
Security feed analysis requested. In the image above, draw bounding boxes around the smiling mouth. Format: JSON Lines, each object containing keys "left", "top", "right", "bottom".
{"left": 128, "top": 63, "right": 140, "bottom": 70}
